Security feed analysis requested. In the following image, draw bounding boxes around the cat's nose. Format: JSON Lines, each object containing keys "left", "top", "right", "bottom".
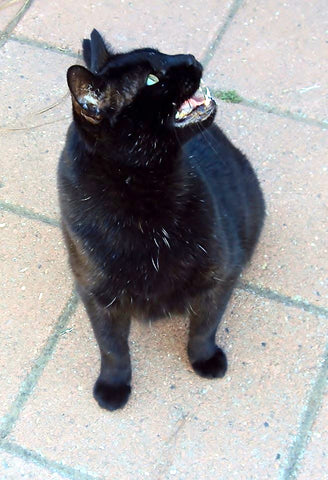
{"left": 184, "top": 54, "right": 201, "bottom": 69}
{"left": 170, "top": 54, "right": 203, "bottom": 72}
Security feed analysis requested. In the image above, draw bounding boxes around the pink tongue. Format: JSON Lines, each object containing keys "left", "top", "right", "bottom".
{"left": 180, "top": 94, "right": 205, "bottom": 110}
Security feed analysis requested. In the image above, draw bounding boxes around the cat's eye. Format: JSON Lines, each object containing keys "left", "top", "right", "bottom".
{"left": 146, "top": 73, "right": 159, "bottom": 86}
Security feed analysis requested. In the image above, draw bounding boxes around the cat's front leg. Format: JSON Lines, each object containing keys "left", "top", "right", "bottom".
{"left": 79, "top": 288, "right": 132, "bottom": 411}
{"left": 188, "top": 282, "right": 235, "bottom": 379}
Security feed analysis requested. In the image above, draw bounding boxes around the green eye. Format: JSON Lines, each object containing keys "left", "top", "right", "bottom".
{"left": 146, "top": 73, "right": 159, "bottom": 86}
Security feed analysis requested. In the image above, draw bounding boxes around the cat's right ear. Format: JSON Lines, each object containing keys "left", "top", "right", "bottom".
{"left": 82, "top": 29, "right": 113, "bottom": 74}
{"left": 67, "top": 65, "right": 103, "bottom": 124}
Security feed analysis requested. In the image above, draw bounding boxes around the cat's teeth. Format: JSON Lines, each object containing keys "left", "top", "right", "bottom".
{"left": 204, "top": 87, "right": 212, "bottom": 106}
{"left": 175, "top": 110, "right": 186, "bottom": 120}
{"left": 198, "top": 84, "right": 205, "bottom": 95}
{"left": 175, "top": 110, "right": 189, "bottom": 120}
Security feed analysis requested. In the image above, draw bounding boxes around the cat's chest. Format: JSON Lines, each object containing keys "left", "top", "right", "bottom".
{"left": 100, "top": 223, "right": 214, "bottom": 296}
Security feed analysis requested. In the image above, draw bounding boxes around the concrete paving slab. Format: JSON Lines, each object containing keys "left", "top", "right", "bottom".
{"left": 205, "top": 0, "right": 328, "bottom": 121}
{"left": 0, "top": 450, "right": 65, "bottom": 480}
{"left": 298, "top": 386, "right": 328, "bottom": 480}
{"left": 0, "top": 41, "right": 72, "bottom": 125}
{"left": 0, "top": 212, "right": 71, "bottom": 418}
{"left": 0, "top": 0, "right": 26, "bottom": 32}
{"left": 0, "top": 41, "right": 72, "bottom": 218}
{"left": 13, "top": 0, "right": 234, "bottom": 56}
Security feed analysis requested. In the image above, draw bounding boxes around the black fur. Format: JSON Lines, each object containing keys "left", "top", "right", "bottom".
{"left": 58, "top": 29, "right": 265, "bottom": 411}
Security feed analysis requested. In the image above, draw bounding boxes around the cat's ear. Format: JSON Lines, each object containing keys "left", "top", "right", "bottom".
{"left": 67, "top": 65, "right": 103, "bottom": 124}
{"left": 82, "top": 29, "right": 113, "bottom": 74}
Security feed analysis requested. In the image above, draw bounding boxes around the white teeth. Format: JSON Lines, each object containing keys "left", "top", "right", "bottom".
{"left": 198, "top": 84, "right": 205, "bottom": 94}
{"left": 204, "top": 87, "right": 212, "bottom": 106}
{"left": 175, "top": 109, "right": 189, "bottom": 120}
{"left": 175, "top": 111, "right": 185, "bottom": 119}
{"left": 197, "top": 84, "right": 212, "bottom": 105}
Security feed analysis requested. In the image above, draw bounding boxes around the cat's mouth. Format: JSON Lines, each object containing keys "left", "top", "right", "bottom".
{"left": 174, "top": 82, "right": 215, "bottom": 127}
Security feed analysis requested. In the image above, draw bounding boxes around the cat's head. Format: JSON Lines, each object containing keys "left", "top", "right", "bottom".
{"left": 67, "top": 29, "right": 216, "bottom": 144}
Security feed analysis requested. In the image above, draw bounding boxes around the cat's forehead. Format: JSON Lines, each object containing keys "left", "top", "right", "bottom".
{"left": 102, "top": 48, "right": 183, "bottom": 75}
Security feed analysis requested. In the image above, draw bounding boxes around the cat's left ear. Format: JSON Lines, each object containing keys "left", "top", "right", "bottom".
{"left": 67, "top": 65, "right": 103, "bottom": 124}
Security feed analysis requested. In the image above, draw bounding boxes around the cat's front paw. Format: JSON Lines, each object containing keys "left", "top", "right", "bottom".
{"left": 93, "top": 379, "right": 131, "bottom": 411}
{"left": 191, "top": 347, "right": 227, "bottom": 379}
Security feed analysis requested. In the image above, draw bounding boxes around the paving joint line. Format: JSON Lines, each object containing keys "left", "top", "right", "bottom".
{"left": 239, "top": 96, "right": 328, "bottom": 130}
{"left": 0, "top": 201, "right": 60, "bottom": 227}
{"left": 238, "top": 281, "right": 328, "bottom": 318}
{"left": 8, "top": 33, "right": 80, "bottom": 59}
{"left": 211, "top": 89, "right": 328, "bottom": 129}
{"left": 279, "top": 342, "right": 328, "bottom": 479}
{"left": 0, "top": 0, "right": 34, "bottom": 49}
{"left": 1, "top": 441, "right": 102, "bottom": 480}
{"left": 0, "top": 290, "right": 79, "bottom": 440}
{"left": 201, "top": 0, "right": 244, "bottom": 67}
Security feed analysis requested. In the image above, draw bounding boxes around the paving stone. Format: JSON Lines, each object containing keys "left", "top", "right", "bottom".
{"left": 9, "top": 292, "right": 327, "bottom": 479}
{"left": 205, "top": 0, "right": 328, "bottom": 122}
{"left": 13, "top": 0, "right": 233, "bottom": 56}
{"left": 0, "top": 41, "right": 72, "bottom": 125}
{"left": 212, "top": 100, "right": 328, "bottom": 308}
{"left": 0, "top": 212, "right": 71, "bottom": 418}
{"left": 0, "top": 0, "right": 26, "bottom": 31}
{"left": 0, "top": 41, "right": 73, "bottom": 218}
{"left": 298, "top": 386, "right": 328, "bottom": 480}
{"left": 0, "top": 450, "right": 65, "bottom": 480}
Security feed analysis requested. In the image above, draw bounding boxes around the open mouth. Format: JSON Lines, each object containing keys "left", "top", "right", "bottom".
{"left": 174, "top": 82, "right": 215, "bottom": 126}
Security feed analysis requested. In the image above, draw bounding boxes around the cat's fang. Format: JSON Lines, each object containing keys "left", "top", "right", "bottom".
{"left": 204, "top": 88, "right": 212, "bottom": 107}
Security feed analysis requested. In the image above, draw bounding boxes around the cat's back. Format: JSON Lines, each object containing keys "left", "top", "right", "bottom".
{"left": 184, "top": 123, "right": 265, "bottom": 256}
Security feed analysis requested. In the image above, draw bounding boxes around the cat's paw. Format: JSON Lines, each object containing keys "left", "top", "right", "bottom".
{"left": 191, "top": 347, "right": 227, "bottom": 379}
{"left": 93, "top": 379, "right": 131, "bottom": 411}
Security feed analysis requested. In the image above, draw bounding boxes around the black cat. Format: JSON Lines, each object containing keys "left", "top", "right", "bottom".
{"left": 57, "top": 29, "right": 265, "bottom": 411}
